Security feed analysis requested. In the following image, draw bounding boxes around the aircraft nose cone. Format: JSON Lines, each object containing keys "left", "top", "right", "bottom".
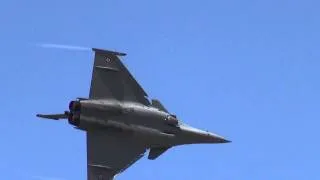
{"left": 220, "top": 139, "right": 231, "bottom": 143}
{"left": 179, "top": 124, "right": 231, "bottom": 144}
{"left": 208, "top": 133, "right": 231, "bottom": 143}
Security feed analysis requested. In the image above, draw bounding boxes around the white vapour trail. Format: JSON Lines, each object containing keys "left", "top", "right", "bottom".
{"left": 36, "top": 43, "right": 90, "bottom": 51}
{"left": 32, "top": 175, "right": 66, "bottom": 180}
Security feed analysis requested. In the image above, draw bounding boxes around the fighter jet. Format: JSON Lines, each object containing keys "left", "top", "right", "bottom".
{"left": 37, "top": 48, "right": 230, "bottom": 180}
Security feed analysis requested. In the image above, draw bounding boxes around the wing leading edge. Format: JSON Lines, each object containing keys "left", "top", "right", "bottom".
{"left": 89, "top": 48, "right": 150, "bottom": 105}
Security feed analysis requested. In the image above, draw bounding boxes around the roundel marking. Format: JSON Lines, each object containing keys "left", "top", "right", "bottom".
{"left": 106, "top": 57, "right": 111, "bottom": 63}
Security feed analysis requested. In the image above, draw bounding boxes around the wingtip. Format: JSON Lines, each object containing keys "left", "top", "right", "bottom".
{"left": 92, "top": 48, "right": 127, "bottom": 56}
{"left": 36, "top": 114, "right": 58, "bottom": 120}
{"left": 36, "top": 114, "right": 47, "bottom": 119}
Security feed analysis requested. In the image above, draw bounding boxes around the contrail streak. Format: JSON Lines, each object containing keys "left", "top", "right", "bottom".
{"left": 36, "top": 43, "right": 90, "bottom": 51}
{"left": 32, "top": 175, "right": 66, "bottom": 180}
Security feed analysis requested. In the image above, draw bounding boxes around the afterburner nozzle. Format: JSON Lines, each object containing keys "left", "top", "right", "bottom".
{"left": 67, "top": 112, "right": 80, "bottom": 126}
{"left": 69, "top": 100, "right": 81, "bottom": 112}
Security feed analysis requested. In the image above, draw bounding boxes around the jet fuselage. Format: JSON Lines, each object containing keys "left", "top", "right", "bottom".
{"left": 69, "top": 99, "right": 228, "bottom": 147}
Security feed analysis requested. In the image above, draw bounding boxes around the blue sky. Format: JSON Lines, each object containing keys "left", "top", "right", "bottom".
{"left": 0, "top": 0, "right": 319, "bottom": 179}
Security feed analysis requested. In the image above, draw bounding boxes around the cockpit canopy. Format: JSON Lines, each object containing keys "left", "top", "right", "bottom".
{"left": 165, "top": 114, "right": 179, "bottom": 125}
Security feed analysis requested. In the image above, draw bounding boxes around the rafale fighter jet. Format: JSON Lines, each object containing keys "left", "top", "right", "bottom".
{"left": 37, "top": 48, "right": 230, "bottom": 180}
